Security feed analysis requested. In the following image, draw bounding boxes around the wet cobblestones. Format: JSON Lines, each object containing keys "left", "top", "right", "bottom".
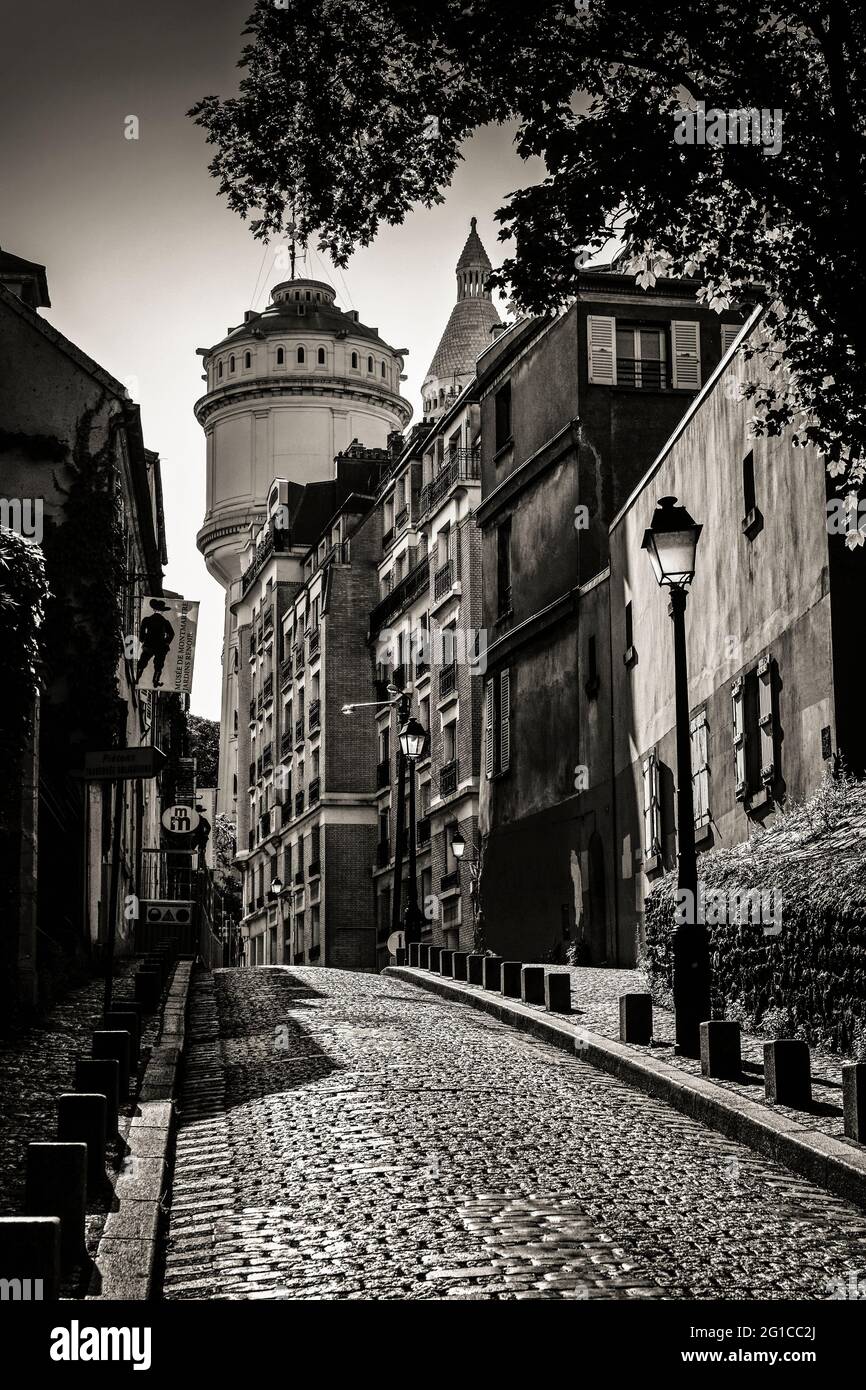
{"left": 162, "top": 967, "right": 866, "bottom": 1301}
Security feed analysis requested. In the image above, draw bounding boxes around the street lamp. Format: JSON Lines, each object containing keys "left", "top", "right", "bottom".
{"left": 398, "top": 716, "right": 427, "bottom": 945}
{"left": 450, "top": 827, "right": 483, "bottom": 951}
{"left": 642, "top": 495, "right": 710, "bottom": 1058}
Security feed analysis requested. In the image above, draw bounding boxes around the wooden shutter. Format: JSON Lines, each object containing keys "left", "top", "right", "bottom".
{"left": 757, "top": 655, "right": 775, "bottom": 786}
{"left": 485, "top": 679, "right": 495, "bottom": 779}
{"left": 587, "top": 315, "right": 617, "bottom": 385}
{"left": 672, "top": 320, "right": 701, "bottom": 390}
{"left": 690, "top": 711, "right": 710, "bottom": 827}
{"left": 642, "top": 752, "right": 661, "bottom": 856}
{"left": 720, "top": 323, "right": 740, "bottom": 354}
{"left": 499, "top": 669, "right": 511, "bottom": 773}
{"left": 732, "top": 677, "right": 747, "bottom": 800}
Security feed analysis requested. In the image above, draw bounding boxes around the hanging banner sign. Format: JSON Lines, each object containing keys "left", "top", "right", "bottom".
{"left": 136, "top": 596, "right": 199, "bottom": 693}
{"left": 161, "top": 804, "right": 201, "bottom": 834}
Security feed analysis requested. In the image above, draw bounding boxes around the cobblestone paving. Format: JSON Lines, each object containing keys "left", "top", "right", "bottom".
{"left": 162, "top": 967, "right": 866, "bottom": 1301}
{"left": 552, "top": 965, "right": 847, "bottom": 1137}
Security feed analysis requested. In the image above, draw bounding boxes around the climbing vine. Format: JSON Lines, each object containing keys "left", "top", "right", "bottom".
{"left": 0, "top": 528, "right": 50, "bottom": 783}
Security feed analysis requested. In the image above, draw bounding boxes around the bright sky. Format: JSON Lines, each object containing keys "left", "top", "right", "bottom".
{"left": 0, "top": 1, "right": 544, "bottom": 720}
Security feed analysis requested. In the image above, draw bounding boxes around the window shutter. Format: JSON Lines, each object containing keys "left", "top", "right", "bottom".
{"left": 690, "top": 711, "right": 710, "bottom": 827}
{"left": 672, "top": 320, "right": 701, "bottom": 390}
{"left": 587, "top": 315, "right": 617, "bottom": 385}
{"left": 499, "top": 669, "right": 511, "bottom": 773}
{"left": 642, "top": 753, "right": 661, "bottom": 857}
{"left": 485, "top": 679, "right": 495, "bottom": 780}
{"left": 732, "top": 677, "right": 747, "bottom": 800}
{"left": 757, "top": 655, "right": 775, "bottom": 786}
{"left": 720, "top": 323, "right": 740, "bottom": 354}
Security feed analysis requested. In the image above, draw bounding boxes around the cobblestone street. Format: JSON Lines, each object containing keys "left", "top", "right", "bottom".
{"left": 162, "top": 967, "right": 866, "bottom": 1301}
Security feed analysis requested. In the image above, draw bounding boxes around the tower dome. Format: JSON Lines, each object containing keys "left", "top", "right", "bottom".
{"left": 422, "top": 217, "right": 502, "bottom": 419}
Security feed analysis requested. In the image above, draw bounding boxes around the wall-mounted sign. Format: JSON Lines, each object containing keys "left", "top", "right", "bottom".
{"left": 136, "top": 596, "right": 199, "bottom": 694}
{"left": 161, "top": 805, "right": 201, "bottom": 834}
{"left": 142, "top": 901, "right": 194, "bottom": 926}
{"left": 81, "top": 747, "right": 166, "bottom": 781}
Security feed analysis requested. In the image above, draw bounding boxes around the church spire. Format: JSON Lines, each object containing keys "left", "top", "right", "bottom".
{"left": 421, "top": 217, "right": 501, "bottom": 419}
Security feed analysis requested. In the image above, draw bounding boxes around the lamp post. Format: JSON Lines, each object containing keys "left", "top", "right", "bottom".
{"left": 641, "top": 495, "right": 711, "bottom": 1057}
{"left": 450, "top": 827, "right": 483, "bottom": 952}
{"left": 398, "top": 715, "right": 427, "bottom": 946}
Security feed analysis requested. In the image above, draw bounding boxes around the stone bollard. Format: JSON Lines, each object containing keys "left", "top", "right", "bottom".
{"left": 700, "top": 1021, "right": 742, "bottom": 1079}
{"left": 482, "top": 957, "right": 503, "bottom": 991}
{"left": 394, "top": 949, "right": 407, "bottom": 966}
{"left": 466, "top": 955, "right": 485, "bottom": 985}
{"left": 104, "top": 1011, "right": 140, "bottom": 1068}
{"left": 843, "top": 1063, "right": 866, "bottom": 1143}
{"left": 135, "top": 969, "right": 161, "bottom": 1012}
{"left": 619, "top": 993, "right": 653, "bottom": 1045}
{"left": 408, "top": 943, "right": 421, "bottom": 967}
{"left": 764, "top": 1039, "right": 812, "bottom": 1107}
{"left": 0, "top": 1216, "right": 61, "bottom": 1301}
{"left": 57, "top": 1094, "right": 106, "bottom": 1193}
{"left": 92, "top": 1030, "right": 131, "bottom": 1101}
{"left": 428, "top": 946, "right": 443, "bottom": 972}
{"left": 418, "top": 945, "right": 431, "bottom": 969}
{"left": 545, "top": 972, "right": 572, "bottom": 1014}
{"left": 521, "top": 966, "right": 545, "bottom": 1005}
{"left": 501, "top": 962, "right": 522, "bottom": 998}
{"left": 451, "top": 951, "right": 469, "bottom": 981}
{"left": 74, "top": 1057, "right": 120, "bottom": 1139}
{"left": 439, "top": 949, "right": 454, "bottom": 976}
{"left": 25, "top": 1143, "right": 87, "bottom": 1270}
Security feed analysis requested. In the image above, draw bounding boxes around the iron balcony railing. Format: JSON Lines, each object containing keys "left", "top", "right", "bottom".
{"left": 440, "top": 759, "right": 458, "bottom": 797}
{"left": 419, "top": 449, "right": 480, "bottom": 517}
{"left": 308, "top": 627, "right": 320, "bottom": 658}
{"left": 433, "top": 559, "right": 454, "bottom": 601}
{"left": 263, "top": 673, "right": 274, "bottom": 704}
{"left": 280, "top": 656, "right": 293, "bottom": 686}
{"left": 295, "top": 718, "right": 305, "bottom": 745}
{"left": 369, "top": 551, "right": 429, "bottom": 634}
{"left": 240, "top": 516, "right": 294, "bottom": 597}
{"left": 309, "top": 700, "right": 321, "bottom": 731}
{"left": 280, "top": 729, "right": 292, "bottom": 759}
{"left": 439, "top": 663, "right": 457, "bottom": 697}
{"left": 308, "top": 777, "right": 320, "bottom": 805}
{"left": 263, "top": 607, "right": 274, "bottom": 634}
{"left": 295, "top": 790, "right": 305, "bottom": 816}
{"left": 395, "top": 504, "right": 409, "bottom": 532}
{"left": 262, "top": 742, "right": 273, "bottom": 771}
{"left": 615, "top": 356, "right": 671, "bottom": 391}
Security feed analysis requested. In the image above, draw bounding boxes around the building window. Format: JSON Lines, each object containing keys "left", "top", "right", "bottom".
{"left": 742, "top": 449, "right": 763, "bottom": 538}
{"left": 297, "top": 346, "right": 305, "bottom": 364}
{"left": 367, "top": 355, "right": 374, "bottom": 373}
{"left": 381, "top": 361, "right": 386, "bottom": 378}
{"left": 351, "top": 351, "right": 358, "bottom": 369}
{"left": 244, "top": 351, "right": 251, "bottom": 369}
{"left": 276, "top": 347, "right": 285, "bottom": 365}
{"left": 624, "top": 601, "right": 637, "bottom": 667}
{"left": 317, "top": 346, "right": 326, "bottom": 365}
{"left": 484, "top": 668, "right": 511, "bottom": 778}
{"left": 218, "top": 360, "right": 223, "bottom": 378}
{"left": 732, "top": 657, "right": 777, "bottom": 805}
{"left": 496, "top": 517, "right": 512, "bottom": 618}
{"left": 494, "top": 380, "right": 512, "bottom": 452}
{"left": 311, "top": 904, "right": 320, "bottom": 948}
{"left": 690, "top": 709, "right": 710, "bottom": 831}
{"left": 229, "top": 355, "right": 235, "bottom": 373}
{"left": 615, "top": 324, "right": 668, "bottom": 390}
{"left": 642, "top": 751, "right": 662, "bottom": 862}
{"left": 671, "top": 319, "right": 701, "bottom": 390}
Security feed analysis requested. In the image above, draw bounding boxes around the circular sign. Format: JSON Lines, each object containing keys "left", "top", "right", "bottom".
{"left": 386, "top": 930, "right": 406, "bottom": 957}
{"left": 161, "top": 804, "right": 200, "bottom": 834}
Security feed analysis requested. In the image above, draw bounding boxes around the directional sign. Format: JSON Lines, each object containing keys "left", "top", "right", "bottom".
{"left": 142, "top": 901, "right": 194, "bottom": 926}
{"left": 386, "top": 930, "right": 406, "bottom": 957}
{"left": 81, "top": 747, "right": 167, "bottom": 781}
{"left": 161, "top": 804, "right": 200, "bottom": 834}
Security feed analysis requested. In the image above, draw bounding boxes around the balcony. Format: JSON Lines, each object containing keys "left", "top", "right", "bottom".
{"left": 417, "top": 814, "right": 431, "bottom": 846}
{"left": 263, "top": 673, "right": 274, "bottom": 704}
{"left": 281, "top": 800, "right": 292, "bottom": 827}
{"left": 369, "top": 551, "right": 430, "bottom": 634}
{"left": 240, "top": 516, "right": 294, "bottom": 597}
{"left": 395, "top": 504, "right": 409, "bottom": 532}
{"left": 295, "top": 718, "right": 305, "bottom": 745}
{"left": 280, "top": 729, "right": 292, "bottom": 759}
{"left": 440, "top": 869, "right": 460, "bottom": 892}
{"left": 295, "top": 790, "right": 305, "bottom": 816}
{"left": 248, "top": 698, "right": 256, "bottom": 723}
{"left": 263, "top": 606, "right": 274, "bottom": 634}
{"left": 440, "top": 759, "right": 458, "bottom": 797}
{"left": 308, "top": 627, "right": 320, "bottom": 658}
{"left": 376, "top": 840, "right": 391, "bottom": 868}
{"left": 433, "top": 559, "right": 454, "bottom": 602}
{"left": 419, "top": 448, "right": 481, "bottom": 517}
{"left": 260, "top": 811, "right": 271, "bottom": 838}
{"left": 280, "top": 656, "right": 293, "bottom": 686}
{"left": 376, "top": 759, "right": 391, "bottom": 790}
{"left": 294, "top": 869, "right": 305, "bottom": 886}
{"left": 262, "top": 742, "right": 273, "bottom": 771}
{"left": 308, "top": 860, "right": 321, "bottom": 879}
{"left": 292, "top": 643, "right": 304, "bottom": 667}
{"left": 439, "top": 663, "right": 457, "bottom": 698}
{"left": 309, "top": 699, "right": 320, "bottom": 732}
{"left": 308, "top": 777, "right": 320, "bottom": 805}
{"left": 616, "top": 356, "right": 671, "bottom": 391}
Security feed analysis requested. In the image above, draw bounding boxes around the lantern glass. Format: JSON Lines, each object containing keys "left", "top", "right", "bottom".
{"left": 398, "top": 716, "right": 426, "bottom": 761}
{"left": 451, "top": 829, "right": 466, "bottom": 859}
{"left": 641, "top": 496, "right": 702, "bottom": 588}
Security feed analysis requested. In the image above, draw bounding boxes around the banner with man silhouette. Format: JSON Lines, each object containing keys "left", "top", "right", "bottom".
{"left": 136, "top": 596, "right": 199, "bottom": 693}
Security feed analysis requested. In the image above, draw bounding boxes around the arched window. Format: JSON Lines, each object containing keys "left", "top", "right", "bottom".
{"left": 305, "top": 291, "right": 311, "bottom": 301}
{"left": 229, "top": 355, "right": 235, "bottom": 372}
{"left": 244, "top": 351, "right": 251, "bottom": 369}
{"left": 317, "top": 346, "right": 326, "bottom": 365}
{"left": 276, "top": 347, "right": 285, "bottom": 365}
{"left": 297, "top": 346, "right": 305, "bottom": 364}
{"left": 439, "top": 388, "right": 445, "bottom": 405}
{"left": 367, "top": 355, "right": 374, "bottom": 372}
{"left": 218, "top": 360, "right": 223, "bottom": 379}
{"left": 316, "top": 292, "right": 321, "bottom": 302}
{"left": 351, "top": 351, "right": 358, "bottom": 369}
{"left": 381, "top": 361, "right": 386, "bottom": 378}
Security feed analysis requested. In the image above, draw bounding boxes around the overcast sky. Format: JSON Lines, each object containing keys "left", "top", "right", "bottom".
{"left": 0, "top": 0, "right": 544, "bottom": 720}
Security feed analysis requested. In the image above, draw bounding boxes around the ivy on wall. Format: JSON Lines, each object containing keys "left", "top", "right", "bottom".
{"left": 0, "top": 529, "right": 50, "bottom": 782}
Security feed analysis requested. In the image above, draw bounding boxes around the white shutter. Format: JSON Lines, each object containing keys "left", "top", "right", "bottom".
{"left": 642, "top": 752, "right": 661, "bottom": 857}
{"left": 499, "top": 669, "right": 511, "bottom": 773}
{"left": 485, "top": 679, "right": 495, "bottom": 780}
{"left": 757, "top": 655, "right": 775, "bottom": 786}
{"left": 690, "top": 711, "right": 709, "bottom": 827}
{"left": 720, "top": 323, "right": 740, "bottom": 354}
{"left": 672, "top": 319, "right": 701, "bottom": 390}
{"left": 732, "top": 677, "right": 747, "bottom": 800}
{"left": 587, "top": 315, "right": 617, "bottom": 385}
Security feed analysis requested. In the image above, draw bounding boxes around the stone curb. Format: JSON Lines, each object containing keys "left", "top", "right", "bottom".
{"left": 86, "top": 961, "right": 194, "bottom": 1300}
{"left": 384, "top": 965, "right": 866, "bottom": 1212}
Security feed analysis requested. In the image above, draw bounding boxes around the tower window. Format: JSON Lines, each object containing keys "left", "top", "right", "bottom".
{"left": 367, "top": 355, "right": 374, "bottom": 373}
{"left": 244, "top": 351, "right": 251, "bottom": 369}
{"left": 316, "top": 292, "right": 321, "bottom": 302}
{"left": 218, "top": 360, "right": 223, "bottom": 379}
{"left": 351, "top": 352, "right": 358, "bottom": 369}
{"left": 297, "top": 346, "right": 305, "bottom": 364}
{"left": 229, "top": 355, "right": 235, "bottom": 372}
{"left": 381, "top": 361, "right": 386, "bottom": 378}
{"left": 305, "top": 290, "right": 311, "bottom": 301}
{"left": 276, "top": 347, "right": 285, "bottom": 365}
{"left": 317, "top": 346, "right": 326, "bottom": 365}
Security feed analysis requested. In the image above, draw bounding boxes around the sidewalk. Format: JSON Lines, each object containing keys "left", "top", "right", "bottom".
{"left": 385, "top": 962, "right": 866, "bottom": 1210}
